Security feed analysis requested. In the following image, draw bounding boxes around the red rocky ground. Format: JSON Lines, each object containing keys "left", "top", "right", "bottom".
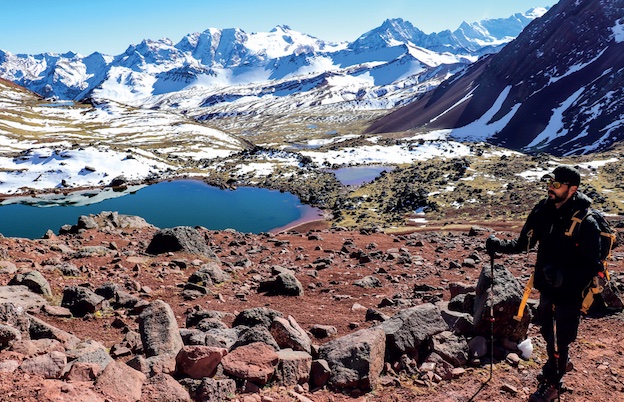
{"left": 0, "top": 217, "right": 622, "bottom": 401}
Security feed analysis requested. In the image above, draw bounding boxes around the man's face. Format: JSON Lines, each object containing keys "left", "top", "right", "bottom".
{"left": 547, "top": 179, "right": 572, "bottom": 203}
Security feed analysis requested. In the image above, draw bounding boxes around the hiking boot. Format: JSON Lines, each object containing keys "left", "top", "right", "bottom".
{"left": 528, "top": 380, "right": 560, "bottom": 402}
{"left": 536, "top": 358, "right": 573, "bottom": 382}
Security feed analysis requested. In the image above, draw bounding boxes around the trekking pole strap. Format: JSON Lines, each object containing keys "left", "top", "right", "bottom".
{"left": 514, "top": 273, "right": 534, "bottom": 321}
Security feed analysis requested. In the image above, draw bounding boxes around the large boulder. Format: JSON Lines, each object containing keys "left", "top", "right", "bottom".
{"left": 139, "top": 300, "right": 184, "bottom": 358}
{"left": 19, "top": 351, "right": 66, "bottom": 379}
{"left": 8, "top": 271, "right": 52, "bottom": 297}
{"left": 274, "top": 349, "right": 313, "bottom": 386}
{"left": 232, "top": 307, "right": 283, "bottom": 329}
{"left": 175, "top": 345, "right": 228, "bottom": 379}
{"left": 258, "top": 272, "right": 304, "bottom": 296}
{"left": 221, "top": 342, "right": 279, "bottom": 386}
{"left": 94, "top": 360, "right": 146, "bottom": 402}
{"left": 318, "top": 326, "right": 386, "bottom": 392}
{"left": 270, "top": 315, "right": 312, "bottom": 354}
{"left": 473, "top": 263, "right": 530, "bottom": 343}
{"left": 146, "top": 226, "right": 216, "bottom": 257}
{"left": 381, "top": 303, "right": 448, "bottom": 361}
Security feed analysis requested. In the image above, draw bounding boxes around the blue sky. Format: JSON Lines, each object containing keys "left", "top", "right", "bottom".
{"left": 1, "top": 0, "right": 559, "bottom": 55}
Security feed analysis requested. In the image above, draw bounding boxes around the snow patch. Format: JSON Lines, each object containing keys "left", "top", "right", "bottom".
{"left": 449, "top": 86, "right": 521, "bottom": 141}
{"left": 613, "top": 20, "right": 624, "bottom": 43}
{"left": 524, "top": 88, "right": 585, "bottom": 150}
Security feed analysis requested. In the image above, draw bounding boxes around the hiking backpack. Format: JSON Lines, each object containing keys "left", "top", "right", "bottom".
{"left": 565, "top": 208, "right": 623, "bottom": 313}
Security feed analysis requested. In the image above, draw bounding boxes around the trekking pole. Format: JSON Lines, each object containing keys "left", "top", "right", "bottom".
{"left": 552, "top": 306, "right": 561, "bottom": 402}
{"left": 467, "top": 250, "right": 495, "bottom": 401}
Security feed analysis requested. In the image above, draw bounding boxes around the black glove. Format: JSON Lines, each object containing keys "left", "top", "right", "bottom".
{"left": 485, "top": 235, "right": 503, "bottom": 256}
{"left": 543, "top": 264, "right": 563, "bottom": 288}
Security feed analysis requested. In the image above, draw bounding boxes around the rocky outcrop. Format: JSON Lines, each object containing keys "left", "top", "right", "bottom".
{"left": 146, "top": 226, "right": 217, "bottom": 257}
{"left": 318, "top": 326, "right": 386, "bottom": 392}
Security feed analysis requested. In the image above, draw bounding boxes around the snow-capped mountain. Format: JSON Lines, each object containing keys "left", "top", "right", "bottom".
{"left": 0, "top": 9, "right": 546, "bottom": 109}
{"left": 367, "top": 0, "right": 624, "bottom": 156}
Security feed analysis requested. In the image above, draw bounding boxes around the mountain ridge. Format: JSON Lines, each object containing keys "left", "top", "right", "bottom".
{"left": 0, "top": 8, "right": 546, "bottom": 103}
{"left": 366, "top": 0, "right": 624, "bottom": 156}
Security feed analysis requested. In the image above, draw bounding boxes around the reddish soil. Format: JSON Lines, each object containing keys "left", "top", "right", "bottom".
{"left": 0, "top": 217, "right": 622, "bottom": 402}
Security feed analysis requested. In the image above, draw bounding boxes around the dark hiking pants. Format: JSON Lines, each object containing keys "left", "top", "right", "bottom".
{"left": 537, "top": 293, "right": 582, "bottom": 383}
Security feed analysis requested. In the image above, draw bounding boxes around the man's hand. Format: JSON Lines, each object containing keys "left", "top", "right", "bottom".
{"left": 485, "top": 235, "right": 503, "bottom": 256}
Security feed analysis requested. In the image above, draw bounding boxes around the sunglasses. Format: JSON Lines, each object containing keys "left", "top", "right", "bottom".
{"left": 546, "top": 179, "right": 568, "bottom": 189}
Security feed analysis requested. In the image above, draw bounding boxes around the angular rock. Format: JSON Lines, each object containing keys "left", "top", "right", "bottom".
{"left": 309, "top": 324, "right": 337, "bottom": 339}
{"left": 270, "top": 315, "right": 312, "bottom": 354}
{"left": 28, "top": 315, "right": 81, "bottom": 349}
{"left": 94, "top": 360, "right": 146, "bottom": 402}
{"left": 0, "top": 301, "right": 31, "bottom": 334}
{"left": 64, "top": 362, "right": 101, "bottom": 382}
{"left": 204, "top": 327, "right": 244, "bottom": 350}
{"left": 318, "top": 326, "right": 386, "bottom": 392}
{"left": 258, "top": 272, "right": 304, "bottom": 296}
{"left": 141, "top": 373, "right": 192, "bottom": 402}
{"left": 194, "top": 262, "right": 230, "bottom": 284}
{"left": 61, "top": 286, "right": 106, "bottom": 317}
{"left": 221, "top": 342, "right": 279, "bottom": 386}
{"left": 440, "top": 307, "right": 474, "bottom": 337}
{"left": 55, "top": 262, "right": 81, "bottom": 277}
{"left": 10, "top": 338, "right": 65, "bottom": 357}
{"left": 232, "top": 325, "right": 280, "bottom": 351}
{"left": 182, "top": 377, "right": 236, "bottom": 402}
{"left": 146, "top": 226, "right": 217, "bottom": 257}
{"left": 310, "top": 359, "right": 332, "bottom": 389}
{"left": 180, "top": 328, "right": 209, "bottom": 346}
{"left": 175, "top": 345, "right": 228, "bottom": 379}
{"left": 232, "top": 307, "right": 283, "bottom": 329}
{"left": 8, "top": 270, "right": 52, "bottom": 297}
{"left": 65, "top": 339, "right": 113, "bottom": 372}
{"left": 432, "top": 330, "right": 469, "bottom": 367}
{"left": 382, "top": 303, "right": 448, "bottom": 360}
{"left": 449, "top": 281, "right": 477, "bottom": 299}
{"left": 127, "top": 354, "right": 178, "bottom": 376}
{"left": 139, "top": 299, "right": 184, "bottom": 358}
{"left": 20, "top": 351, "right": 67, "bottom": 379}
{"left": 473, "top": 263, "right": 530, "bottom": 343}
{"left": 274, "top": 349, "right": 313, "bottom": 386}
{"left": 353, "top": 275, "right": 382, "bottom": 288}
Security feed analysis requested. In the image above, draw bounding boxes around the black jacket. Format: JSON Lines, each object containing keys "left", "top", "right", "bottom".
{"left": 498, "top": 191, "right": 602, "bottom": 303}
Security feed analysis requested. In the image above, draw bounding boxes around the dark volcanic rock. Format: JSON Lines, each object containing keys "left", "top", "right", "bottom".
{"left": 146, "top": 226, "right": 217, "bottom": 257}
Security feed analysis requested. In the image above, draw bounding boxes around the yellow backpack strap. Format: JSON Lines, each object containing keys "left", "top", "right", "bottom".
{"left": 581, "top": 276, "right": 604, "bottom": 314}
{"left": 514, "top": 273, "right": 534, "bottom": 321}
{"left": 565, "top": 209, "right": 589, "bottom": 237}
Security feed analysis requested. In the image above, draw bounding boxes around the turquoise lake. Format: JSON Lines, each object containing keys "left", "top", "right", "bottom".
{"left": 0, "top": 180, "right": 321, "bottom": 239}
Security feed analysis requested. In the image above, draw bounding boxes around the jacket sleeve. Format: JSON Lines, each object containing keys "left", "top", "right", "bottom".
{"left": 497, "top": 202, "right": 541, "bottom": 254}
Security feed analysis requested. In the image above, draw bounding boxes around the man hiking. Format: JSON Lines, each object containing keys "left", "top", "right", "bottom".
{"left": 486, "top": 165, "right": 603, "bottom": 402}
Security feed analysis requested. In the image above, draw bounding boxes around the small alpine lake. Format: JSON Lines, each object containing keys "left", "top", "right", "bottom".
{"left": 332, "top": 165, "right": 395, "bottom": 186}
{"left": 0, "top": 180, "right": 322, "bottom": 239}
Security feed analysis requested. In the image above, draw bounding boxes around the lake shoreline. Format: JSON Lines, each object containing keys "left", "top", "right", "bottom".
{"left": 0, "top": 177, "right": 329, "bottom": 239}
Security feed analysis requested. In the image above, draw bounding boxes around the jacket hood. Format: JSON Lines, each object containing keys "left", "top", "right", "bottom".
{"left": 572, "top": 191, "right": 592, "bottom": 209}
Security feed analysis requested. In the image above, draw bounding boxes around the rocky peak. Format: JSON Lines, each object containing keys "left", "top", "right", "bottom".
{"left": 368, "top": 0, "right": 624, "bottom": 156}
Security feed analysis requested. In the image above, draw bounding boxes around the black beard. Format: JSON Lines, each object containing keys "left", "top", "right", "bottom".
{"left": 548, "top": 190, "right": 568, "bottom": 203}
